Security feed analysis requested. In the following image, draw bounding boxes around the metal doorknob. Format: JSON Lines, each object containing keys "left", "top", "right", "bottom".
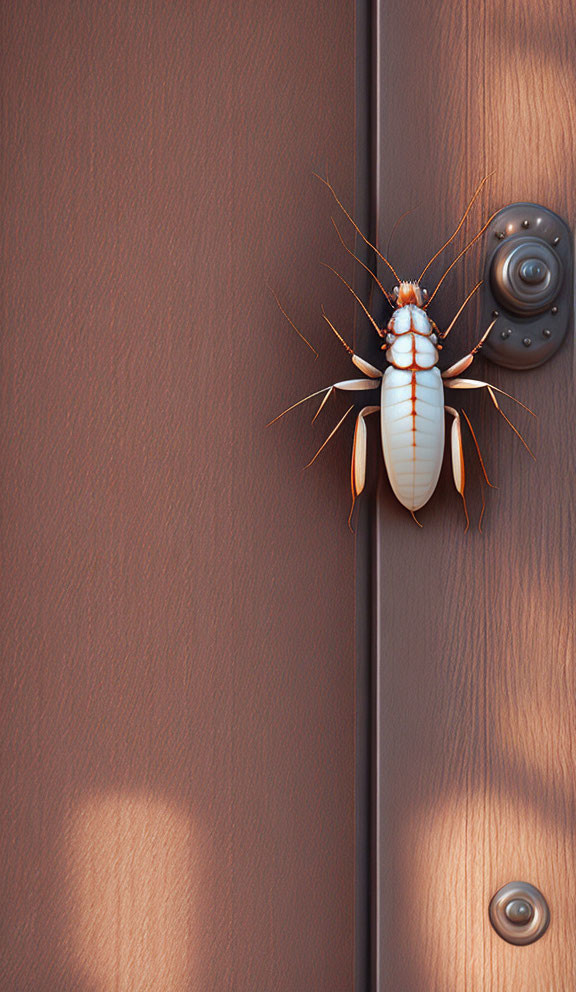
{"left": 480, "top": 202, "right": 572, "bottom": 370}
{"left": 490, "top": 234, "right": 563, "bottom": 315}
{"left": 489, "top": 881, "right": 550, "bottom": 945}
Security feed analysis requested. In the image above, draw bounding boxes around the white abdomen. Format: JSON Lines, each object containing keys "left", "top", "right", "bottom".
{"left": 380, "top": 367, "right": 445, "bottom": 511}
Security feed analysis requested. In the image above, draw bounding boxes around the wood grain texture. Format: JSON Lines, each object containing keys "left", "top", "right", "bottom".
{"left": 0, "top": 2, "right": 359, "bottom": 989}
{"left": 374, "top": 0, "right": 576, "bottom": 988}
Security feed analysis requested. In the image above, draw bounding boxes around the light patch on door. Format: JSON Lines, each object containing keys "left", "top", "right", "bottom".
{"left": 68, "top": 791, "right": 199, "bottom": 992}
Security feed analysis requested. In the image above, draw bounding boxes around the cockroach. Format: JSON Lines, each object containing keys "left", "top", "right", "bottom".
{"left": 269, "top": 175, "right": 535, "bottom": 530}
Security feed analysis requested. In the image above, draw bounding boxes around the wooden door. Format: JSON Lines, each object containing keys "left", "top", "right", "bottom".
{"left": 372, "top": 0, "right": 576, "bottom": 988}
{"left": 4, "top": 3, "right": 574, "bottom": 990}
{"left": 0, "top": 2, "right": 360, "bottom": 989}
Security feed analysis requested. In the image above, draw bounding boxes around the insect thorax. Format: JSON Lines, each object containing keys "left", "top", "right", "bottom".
{"left": 388, "top": 304, "right": 432, "bottom": 337}
{"left": 385, "top": 304, "right": 439, "bottom": 370}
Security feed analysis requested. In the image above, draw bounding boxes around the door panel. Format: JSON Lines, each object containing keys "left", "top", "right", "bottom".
{"left": 374, "top": 0, "right": 576, "bottom": 988}
{"left": 0, "top": 3, "right": 358, "bottom": 989}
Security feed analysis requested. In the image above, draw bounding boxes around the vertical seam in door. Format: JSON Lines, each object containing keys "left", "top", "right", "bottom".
{"left": 478, "top": 0, "right": 489, "bottom": 985}
{"left": 354, "top": 2, "right": 374, "bottom": 987}
{"left": 464, "top": 2, "right": 471, "bottom": 987}
{"left": 463, "top": 7, "right": 469, "bottom": 988}
{"left": 373, "top": 485, "right": 382, "bottom": 992}
{"left": 372, "top": 5, "right": 382, "bottom": 988}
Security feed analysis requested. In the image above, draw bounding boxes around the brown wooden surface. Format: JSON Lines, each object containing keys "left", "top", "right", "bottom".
{"left": 0, "top": 3, "right": 360, "bottom": 989}
{"left": 374, "top": 0, "right": 576, "bottom": 988}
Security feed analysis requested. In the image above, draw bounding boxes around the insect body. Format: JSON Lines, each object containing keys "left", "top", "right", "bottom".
{"left": 380, "top": 286, "right": 444, "bottom": 511}
{"left": 270, "top": 177, "right": 535, "bottom": 528}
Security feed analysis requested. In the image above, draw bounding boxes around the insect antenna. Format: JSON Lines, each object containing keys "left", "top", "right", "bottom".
{"left": 321, "top": 263, "right": 382, "bottom": 336}
{"left": 320, "top": 305, "right": 353, "bottom": 354}
{"left": 418, "top": 172, "right": 495, "bottom": 283}
{"left": 269, "top": 286, "right": 319, "bottom": 358}
{"left": 440, "top": 280, "right": 483, "bottom": 339}
{"left": 314, "top": 174, "right": 401, "bottom": 286}
{"left": 330, "top": 218, "right": 394, "bottom": 307}
{"left": 386, "top": 203, "right": 421, "bottom": 259}
{"left": 425, "top": 207, "right": 500, "bottom": 308}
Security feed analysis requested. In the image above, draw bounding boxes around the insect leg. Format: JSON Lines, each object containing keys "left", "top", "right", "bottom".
{"left": 305, "top": 405, "right": 355, "bottom": 468}
{"left": 267, "top": 377, "right": 380, "bottom": 427}
{"left": 445, "top": 406, "right": 469, "bottom": 532}
{"left": 441, "top": 319, "right": 497, "bottom": 378}
{"left": 348, "top": 405, "right": 380, "bottom": 529}
{"left": 461, "top": 409, "right": 497, "bottom": 532}
{"left": 321, "top": 307, "right": 383, "bottom": 377}
{"left": 460, "top": 409, "right": 496, "bottom": 489}
{"left": 444, "top": 377, "right": 536, "bottom": 458}
{"left": 311, "top": 377, "right": 381, "bottom": 421}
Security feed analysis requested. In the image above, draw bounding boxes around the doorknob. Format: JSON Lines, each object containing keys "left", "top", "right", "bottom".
{"left": 491, "top": 234, "right": 562, "bottom": 315}
{"left": 481, "top": 203, "right": 572, "bottom": 370}
{"left": 489, "top": 881, "right": 550, "bottom": 945}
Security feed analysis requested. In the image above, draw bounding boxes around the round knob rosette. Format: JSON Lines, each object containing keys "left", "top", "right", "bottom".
{"left": 489, "top": 881, "right": 550, "bottom": 945}
{"left": 490, "top": 235, "right": 563, "bottom": 315}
